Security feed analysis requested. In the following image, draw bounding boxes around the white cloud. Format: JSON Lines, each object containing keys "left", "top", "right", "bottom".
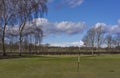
{"left": 94, "top": 23, "right": 107, "bottom": 29}
{"left": 92, "top": 22, "right": 107, "bottom": 33}
{"left": 50, "top": 41, "right": 84, "bottom": 47}
{"left": 6, "top": 18, "right": 86, "bottom": 37}
{"left": 24, "top": 18, "right": 120, "bottom": 36}
{"left": 34, "top": 18, "right": 86, "bottom": 35}
{"left": 33, "top": 18, "right": 48, "bottom": 26}
{"left": 49, "top": 0, "right": 84, "bottom": 8}
{"left": 64, "top": 0, "right": 84, "bottom": 8}
{"left": 108, "top": 25, "right": 120, "bottom": 34}
{"left": 93, "top": 21, "right": 120, "bottom": 34}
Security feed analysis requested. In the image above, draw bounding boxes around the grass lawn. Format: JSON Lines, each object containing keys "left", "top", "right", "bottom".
{"left": 0, "top": 54, "right": 120, "bottom": 78}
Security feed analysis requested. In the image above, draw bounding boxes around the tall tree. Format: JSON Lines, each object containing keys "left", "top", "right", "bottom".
{"left": 115, "top": 34, "right": 120, "bottom": 47}
{"left": 82, "top": 35, "right": 90, "bottom": 47}
{"left": 0, "top": 0, "right": 47, "bottom": 56}
{"left": 105, "top": 34, "right": 113, "bottom": 48}
{"left": 95, "top": 26, "right": 105, "bottom": 48}
{"left": 82, "top": 27, "right": 96, "bottom": 55}
{"left": 0, "top": 0, "right": 17, "bottom": 56}
{"left": 16, "top": 0, "right": 47, "bottom": 55}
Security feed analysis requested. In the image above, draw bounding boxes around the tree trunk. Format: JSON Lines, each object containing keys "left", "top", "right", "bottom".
{"left": 19, "top": 23, "right": 25, "bottom": 56}
{"left": 2, "top": 37, "right": 6, "bottom": 56}
{"left": 19, "top": 32, "right": 22, "bottom": 56}
{"left": 2, "top": 25, "right": 6, "bottom": 56}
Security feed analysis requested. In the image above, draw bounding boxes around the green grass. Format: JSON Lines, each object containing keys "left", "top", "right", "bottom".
{"left": 0, "top": 54, "right": 120, "bottom": 78}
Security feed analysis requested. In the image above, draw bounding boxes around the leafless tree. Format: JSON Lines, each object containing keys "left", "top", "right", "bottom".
{"left": 22, "top": 23, "right": 43, "bottom": 53}
{"left": 95, "top": 26, "right": 105, "bottom": 48}
{"left": 83, "top": 26, "right": 105, "bottom": 54}
{"left": 0, "top": 27, "right": 2, "bottom": 44}
{"left": 34, "top": 27, "right": 43, "bottom": 52}
{"left": 16, "top": 0, "right": 47, "bottom": 55}
{"left": 0, "top": 0, "right": 47, "bottom": 56}
{"left": 82, "top": 27, "right": 96, "bottom": 55}
{"left": 88, "top": 28, "right": 96, "bottom": 48}
{"left": 105, "top": 34, "right": 114, "bottom": 48}
{"left": 0, "top": 0, "right": 17, "bottom": 56}
{"left": 115, "top": 34, "right": 120, "bottom": 47}
{"left": 82, "top": 35, "right": 89, "bottom": 47}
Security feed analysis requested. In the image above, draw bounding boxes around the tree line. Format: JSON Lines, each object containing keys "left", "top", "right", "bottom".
{"left": 0, "top": 0, "right": 47, "bottom": 56}
{"left": 82, "top": 25, "right": 120, "bottom": 54}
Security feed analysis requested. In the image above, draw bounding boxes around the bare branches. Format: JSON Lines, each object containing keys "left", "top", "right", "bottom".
{"left": 0, "top": 0, "right": 18, "bottom": 55}
{"left": 82, "top": 26, "right": 105, "bottom": 48}
{"left": 0, "top": 0, "right": 47, "bottom": 55}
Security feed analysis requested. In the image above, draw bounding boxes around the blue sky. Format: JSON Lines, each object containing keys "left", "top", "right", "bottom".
{"left": 40, "top": 0, "right": 120, "bottom": 46}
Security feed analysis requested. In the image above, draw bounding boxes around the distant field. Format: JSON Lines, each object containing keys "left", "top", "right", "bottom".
{"left": 0, "top": 54, "right": 120, "bottom": 78}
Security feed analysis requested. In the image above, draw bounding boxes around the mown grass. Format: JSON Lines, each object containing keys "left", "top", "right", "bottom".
{"left": 0, "top": 54, "right": 120, "bottom": 78}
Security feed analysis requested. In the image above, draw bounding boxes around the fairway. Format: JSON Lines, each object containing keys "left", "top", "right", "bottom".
{"left": 0, "top": 55, "right": 120, "bottom": 78}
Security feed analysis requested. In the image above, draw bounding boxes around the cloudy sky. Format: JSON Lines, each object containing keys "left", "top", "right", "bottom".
{"left": 39, "top": 0, "right": 120, "bottom": 47}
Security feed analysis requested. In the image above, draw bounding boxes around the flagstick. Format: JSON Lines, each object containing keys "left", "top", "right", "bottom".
{"left": 77, "top": 47, "right": 80, "bottom": 72}
{"left": 77, "top": 40, "right": 84, "bottom": 72}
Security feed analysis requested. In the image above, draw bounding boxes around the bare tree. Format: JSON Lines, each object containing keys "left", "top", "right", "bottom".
{"left": 0, "top": 0, "right": 47, "bottom": 56}
{"left": 0, "top": 0, "right": 17, "bottom": 56}
{"left": 82, "top": 35, "right": 89, "bottom": 47}
{"left": 82, "top": 27, "right": 96, "bottom": 55}
{"left": 88, "top": 28, "right": 96, "bottom": 48}
{"left": 95, "top": 26, "right": 105, "bottom": 48}
{"left": 115, "top": 34, "right": 120, "bottom": 52}
{"left": 83, "top": 25, "right": 105, "bottom": 54}
{"left": 34, "top": 27, "right": 43, "bottom": 52}
{"left": 22, "top": 23, "right": 43, "bottom": 53}
{"left": 16, "top": 0, "right": 47, "bottom": 55}
{"left": 0, "top": 27, "right": 2, "bottom": 44}
{"left": 105, "top": 34, "right": 113, "bottom": 48}
{"left": 115, "top": 34, "right": 120, "bottom": 47}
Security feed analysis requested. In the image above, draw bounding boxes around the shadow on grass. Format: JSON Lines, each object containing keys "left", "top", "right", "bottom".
{"left": 0, "top": 53, "right": 100, "bottom": 60}
{"left": 0, "top": 54, "right": 48, "bottom": 60}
